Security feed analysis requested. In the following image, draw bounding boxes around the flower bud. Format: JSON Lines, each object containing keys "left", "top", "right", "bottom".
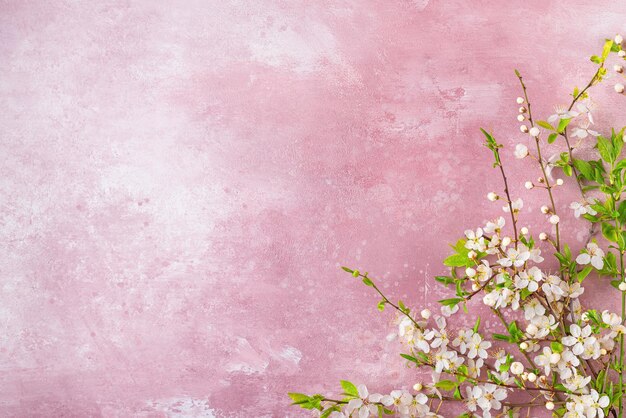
{"left": 514, "top": 143, "right": 529, "bottom": 158}
{"left": 556, "top": 178, "right": 564, "bottom": 186}
{"left": 527, "top": 372, "right": 537, "bottom": 382}
{"left": 601, "top": 348, "right": 608, "bottom": 355}
{"left": 619, "top": 282, "right": 626, "bottom": 291}
{"left": 516, "top": 97, "right": 525, "bottom": 104}
{"left": 616, "top": 34, "right": 624, "bottom": 44}
{"left": 413, "top": 383, "right": 423, "bottom": 391}
{"left": 420, "top": 309, "right": 432, "bottom": 319}
{"left": 520, "top": 226, "right": 529, "bottom": 235}
{"left": 472, "top": 283, "right": 480, "bottom": 291}
{"left": 529, "top": 127, "right": 540, "bottom": 137}
{"left": 549, "top": 214, "right": 560, "bottom": 225}
{"left": 525, "top": 181, "right": 534, "bottom": 190}
{"left": 510, "top": 361, "right": 524, "bottom": 375}
{"left": 581, "top": 312, "right": 590, "bottom": 321}
{"left": 541, "top": 205, "right": 550, "bottom": 214}
{"left": 615, "top": 64, "right": 624, "bottom": 73}
{"left": 539, "top": 232, "right": 548, "bottom": 241}
{"left": 517, "top": 114, "right": 525, "bottom": 122}
{"left": 615, "top": 83, "right": 625, "bottom": 94}
{"left": 546, "top": 401, "right": 555, "bottom": 411}
{"left": 538, "top": 177, "right": 545, "bottom": 183}
{"left": 468, "top": 250, "right": 477, "bottom": 259}
{"left": 519, "top": 106, "right": 527, "bottom": 113}
{"left": 487, "top": 192, "right": 499, "bottom": 201}
{"left": 620, "top": 50, "right": 626, "bottom": 58}
{"left": 519, "top": 341, "right": 529, "bottom": 351}
{"left": 520, "top": 125, "right": 529, "bottom": 133}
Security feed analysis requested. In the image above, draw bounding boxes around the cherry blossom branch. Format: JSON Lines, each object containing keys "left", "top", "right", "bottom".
{"left": 515, "top": 70, "right": 561, "bottom": 251}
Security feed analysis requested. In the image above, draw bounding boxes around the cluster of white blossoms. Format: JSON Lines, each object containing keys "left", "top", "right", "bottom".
{"left": 563, "top": 390, "right": 611, "bottom": 418}
{"left": 322, "top": 385, "right": 440, "bottom": 418}
{"left": 292, "top": 33, "right": 626, "bottom": 418}
{"left": 377, "top": 190, "right": 625, "bottom": 418}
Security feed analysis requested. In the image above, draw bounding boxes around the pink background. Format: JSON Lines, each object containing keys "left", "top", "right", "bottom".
{"left": 1, "top": 1, "right": 624, "bottom": 417}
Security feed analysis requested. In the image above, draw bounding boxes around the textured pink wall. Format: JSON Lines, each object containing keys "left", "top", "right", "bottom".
{"left": 0, "top": 1, "right": 624, "bottom": 417}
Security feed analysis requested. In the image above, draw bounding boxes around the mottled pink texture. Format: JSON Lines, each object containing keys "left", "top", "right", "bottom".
{"left": 0, "top": 1, "right": 624, "bottom": 417}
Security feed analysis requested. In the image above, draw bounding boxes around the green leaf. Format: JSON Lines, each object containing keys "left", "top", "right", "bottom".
{"left": 557, "top": 118, "right": 571, "bottom": 133}
{"left": 573, "top": 159, "right": 594, "bottom": 180}
{"left": 400, "top": 353, "right": 418, "bottom": 364}
{"left": 480, "top": 128, "right": 502, "bottom": 166}
{"left": 435, "top": 380, "right": 457, "bottom": 391}
{"left": 439, "top": 297, "right": 463, "bottom": 307}
{"left": 493, "top": 333, "right": 512, "bottom": 342}
{"left": 398, "top": 300, "right": 407, "bottom": 312}
{"left": 602, "top": 39, "right": 614, "bottom": 60}
{"left": 473, "top": 316, "right": 481, "bottom": 333}
{"left": 598, "top": 135, "right": 615, "bottom": 163}
{"left": 612, "top": 127, "right": 624, "bottom": 160}
{"left": 563, "top": 164, "right": 573, "bottom": 176}
{"left": 443, "top": 254, "right": 468, "bottom": 267}
{"left": 618, "top": 201, "right": 626, "bottom": 224}
{"left": 577, "top": 265, "right": 593, "bottom": 282}
{"left": 453, "top": 386, "right": 462, "bottom": 400}
{"left": 320, "top": 407, "right": 341, "bottom": 418}
{"left": 340, "top": 380, "right": 359, "bottom": 397}
{"left": 550, "top": 341, "right": 564, "bottom": 353}
{"left": 547, "top": 133, "right": 558, "bottom": 144}
{"left": 435, "top": 275, "right": 455, "bottom": 286}
{"left": 457, "top": 364, "right": 468, "bottom": 383}
{"left": 288, "top": 393, "right": 311, "bottom": 405}
{"left": 362, "top": 277, "right": 374, "bottom": 287}
{"left": 536, "top": 120, "right": 555, "bottom": 130}
{"left": 377, "top": 300, "right": 386, "bottom": 311}
{"left": 602, "top": 222, "right": 618, "bottom": 243}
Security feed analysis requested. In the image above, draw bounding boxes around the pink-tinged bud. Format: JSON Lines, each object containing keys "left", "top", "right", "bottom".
{"left": 615, "top": 83, "right": 625, "bottom": 94}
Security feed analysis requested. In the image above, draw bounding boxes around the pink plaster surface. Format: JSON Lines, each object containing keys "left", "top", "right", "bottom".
{"left": 0, "top": 1, "right": 624, "bottom": 417}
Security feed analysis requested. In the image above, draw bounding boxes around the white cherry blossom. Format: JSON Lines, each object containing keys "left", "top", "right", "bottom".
{"left": 576, "top": 243, "right": 605, "bottom": 270}
{"left": 467, "top": 333, "right": 491, "bottom": 359}
{"left": 562, "top": 324, "right": 595, "bottom": 356}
